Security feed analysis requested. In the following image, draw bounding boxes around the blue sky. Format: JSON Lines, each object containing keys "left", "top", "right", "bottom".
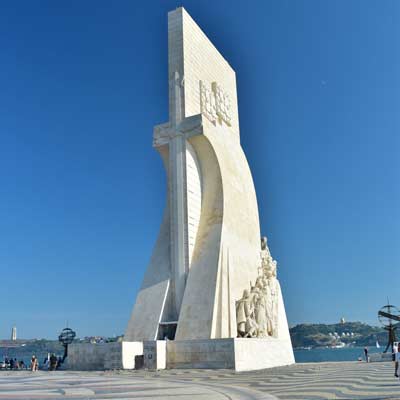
{"left": 0, "top": 0, "right": 399, "bottom": 339}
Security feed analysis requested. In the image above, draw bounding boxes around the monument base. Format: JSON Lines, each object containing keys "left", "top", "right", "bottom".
{"left": 67, "top": 341, "right": 142, "bottom": 370}
{"left": 166, "top": 338, "right": 295, "bottom": 371}
{"left": 67, "top": 338, "right": 294, "bottom": 372}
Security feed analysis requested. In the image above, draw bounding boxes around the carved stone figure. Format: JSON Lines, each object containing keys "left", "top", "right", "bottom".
{"left": 255, "top": 295, "right": 268, "bottom": 338}
{"left": 236, "top": 236, "right": 280, "bottom": 338}
{"left": 265, "top": 280, "right": 274, "bottom": 336}
{"left": 236, "top": 289, "right": 258, "bottom": 338}
{"left": 268, "top": 271, "right": 279, "bottom": 337}
{"left": 236, "top": 289, "right": 249, "bottom": 336}
{"left": 261, "top": 241, "right": 279, "bottom": 337}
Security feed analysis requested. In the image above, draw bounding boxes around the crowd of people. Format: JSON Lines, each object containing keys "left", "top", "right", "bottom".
{"left": 1, "top": 358, "right": 26, "bottom": 370}
{"left": 1, "top": 354, "right": 62, "bottom": 371}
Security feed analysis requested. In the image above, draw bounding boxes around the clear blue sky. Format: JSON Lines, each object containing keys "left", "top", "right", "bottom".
{"left": 1, "top": 0, "right": 399, "bottom": 339}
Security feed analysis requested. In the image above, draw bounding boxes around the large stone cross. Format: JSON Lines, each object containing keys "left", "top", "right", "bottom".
{"left": 153, "top": 71, "right": 203, "bottom": 319}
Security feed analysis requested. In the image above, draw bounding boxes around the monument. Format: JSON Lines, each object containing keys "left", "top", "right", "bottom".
{"left": 124, "top": 7, "right": 294, "bottom": 371}
{"left": 68, "top": 7, "right": 294, "bottom": 372}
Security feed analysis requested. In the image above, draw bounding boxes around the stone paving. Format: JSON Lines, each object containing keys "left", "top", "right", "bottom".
{"left": 0, "top": 362, "right": 399, "bottom": 399}
{"left": 0, "top": 370, "right": 273, "bottom": 400}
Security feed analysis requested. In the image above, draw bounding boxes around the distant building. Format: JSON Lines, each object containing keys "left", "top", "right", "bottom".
{"left": 11, "top": 326, "right": 17, "bottom": 341}
{"left": 340, "top": 317, "right": 346, "bottom": 324}
{"left": 84, "top": 336, "right": 105, "bottom": 344}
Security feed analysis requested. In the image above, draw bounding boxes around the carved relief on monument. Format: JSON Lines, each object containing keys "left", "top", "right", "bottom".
{"left": 200, "top": 80, "right": 217, "bottom": 124}
{"left": 236, "top": 236, "right": 279, "bottom": 338}
{"left": 199, "top": 80, "right": 231, "bottom": 127}
{"left": 212, "top": 82, "right": 232, "bottom": 126}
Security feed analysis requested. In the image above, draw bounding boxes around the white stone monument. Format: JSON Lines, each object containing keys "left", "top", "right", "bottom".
{"left": 124, "top": 7, "right": 295, "bottom": 371}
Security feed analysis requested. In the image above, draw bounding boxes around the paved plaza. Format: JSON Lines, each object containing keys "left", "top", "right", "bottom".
{"left": 0, "top": 362, "right": 399, "bottom": 400}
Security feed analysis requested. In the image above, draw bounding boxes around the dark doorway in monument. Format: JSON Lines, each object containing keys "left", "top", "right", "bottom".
{"left": 158, "top": 322, "right": 177, "bottom": 340}
{"left": 134, "top": 355, "right": 144, "bottom": 369}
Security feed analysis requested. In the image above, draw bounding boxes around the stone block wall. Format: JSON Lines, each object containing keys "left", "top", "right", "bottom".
{"left": 167, "top": 339, "right": 235, "bottom": 369}
{"left": 67, "top": 342, "right": 122, "bottom": 371}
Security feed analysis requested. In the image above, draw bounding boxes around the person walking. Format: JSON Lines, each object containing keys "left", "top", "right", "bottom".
{"left": 393, "top": 342, "right": 399, "bottom": 377}
{"left": 364, "top": 347, "right": 369, "bottom": 363}
{"left": 395, "top": 343, "right": 400, "bottom": 378}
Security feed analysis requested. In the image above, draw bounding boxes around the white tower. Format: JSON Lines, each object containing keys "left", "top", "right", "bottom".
{"left": 11, "top": 326, "right": 17, "bottom": 341}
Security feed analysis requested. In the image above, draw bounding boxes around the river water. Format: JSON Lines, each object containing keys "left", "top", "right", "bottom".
{"left": 294, "top": 346, "right": 383, "bottom": 363}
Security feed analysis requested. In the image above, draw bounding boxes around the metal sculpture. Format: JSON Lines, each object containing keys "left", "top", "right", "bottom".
{"left": 378, "top": 304, "right": 400, "bottom": 353}
{"left": 58, "top": 327, "right": 76, "bottom": 362}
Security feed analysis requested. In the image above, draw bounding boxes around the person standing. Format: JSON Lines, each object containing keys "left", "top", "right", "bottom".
{"left": 30, "top": 355, "right": 38, "bottom": 371}
{"left": 364, "top": 347, "right": 369, "bottom": 363}
{"left": 393, "top": 342, "right": 399, "bottom": 377}
{"left": 56, "top": 356, "right": 62, "bottom": 370}
{"left": 49, "top": 354, "right": 58, "bottom": 371}
{"left": 395, "top": 343, "right": 400, "bottom": 378}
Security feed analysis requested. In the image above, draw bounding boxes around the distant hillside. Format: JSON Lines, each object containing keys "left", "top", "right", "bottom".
{"left": 1, "top": 324, "right": 389, "bottom": 358}
{"left": 290, "top": 322, "right": 387, "bottom": 348}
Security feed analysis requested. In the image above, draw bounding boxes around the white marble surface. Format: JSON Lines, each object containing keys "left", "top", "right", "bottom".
{"left": 122, "top": 341, "right": 143, "bottom": 369}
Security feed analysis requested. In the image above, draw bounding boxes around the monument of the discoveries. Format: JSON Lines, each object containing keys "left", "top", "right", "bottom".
{"left": 124, "top": 7, "right": 294, "bottom": 370}
{"left": 68, "top": 7, "right": 294, "bottom": 371}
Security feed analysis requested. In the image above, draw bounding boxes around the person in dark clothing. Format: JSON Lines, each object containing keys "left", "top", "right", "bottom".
{"left": 49, "top": 354, "right": 58, "bottom": 371}
{"left": 364, "top": 347, "right": 369, "bottom": 363}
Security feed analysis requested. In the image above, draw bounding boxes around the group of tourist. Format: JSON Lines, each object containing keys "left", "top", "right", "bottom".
{"left": 30, "top": 354, "right": 62, "bottom": 371}
{"left": 1, "top": 357, "right": 27, "bottom": 370}
{"left": 2, "top": 354, "right": 62, "bottom": 371}
{"left": 34, "top": 354, "right": 61, "bottom": 371}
